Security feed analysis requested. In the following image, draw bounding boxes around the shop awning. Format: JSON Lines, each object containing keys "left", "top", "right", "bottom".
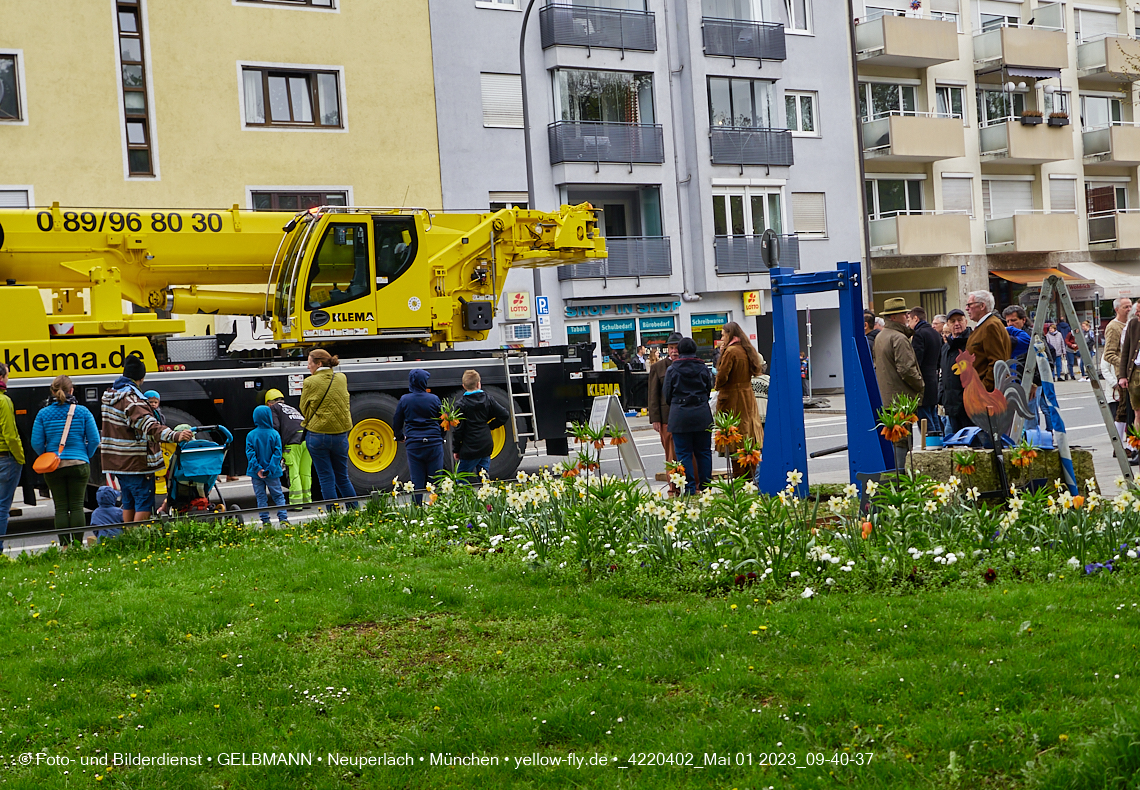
{"left": 1060, "top": 261, "right": 1140, "bottom": 300}
{"left": 990, "top": 268, "right": 1077, "bottom": 285}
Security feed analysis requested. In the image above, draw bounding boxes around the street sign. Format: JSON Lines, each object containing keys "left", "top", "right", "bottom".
{"left": 536, "top": 295, "right": 549, "bottom": 316}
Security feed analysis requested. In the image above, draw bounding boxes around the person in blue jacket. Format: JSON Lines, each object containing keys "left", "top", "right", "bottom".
{"left": 393, "top": 369, "right": 444, "bottom": 504}
{"left": 31, "top": 375, "right": 101, "bottom": 546}
{"left": 246, "top": 405, "right": 289, "bottom": 526}
{"left": 90, "top": 485, "right": 123, "bottom": 542}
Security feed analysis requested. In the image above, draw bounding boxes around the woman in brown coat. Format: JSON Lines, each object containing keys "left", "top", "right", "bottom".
{"left": 715, "top": 322, "right": 766, "bottom": 477}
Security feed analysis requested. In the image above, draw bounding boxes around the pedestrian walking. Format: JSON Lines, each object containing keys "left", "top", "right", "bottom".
{"left": 1104, "top": 298, "right": 1131, "bottom": 454}
{"left": 714, "top": 322, "right": 765, "bottom": 478}
{"left": 31, "top": 375, "right": 100, "bottom": 546}
{"left": 1045, "top": 323, "right": 1065, "bottom": 381}
{"left": 393, "top": 369, "right": 444, "bottom": 504}
{"left": 663, "top": 338, "right": 714, "bottom": 495}
{"left": 301, "top": 349, "right": 357, "bottom": 507}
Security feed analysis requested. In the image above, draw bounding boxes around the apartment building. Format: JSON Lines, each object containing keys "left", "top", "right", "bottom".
{"left": 429, "top": 0, "right": 865, "bottom": 389}
{"left": 1, "top": 0, "right": 443, "bottom": 332}
{"left": 855, "top": 0, "right": 1140, "bottom": 324}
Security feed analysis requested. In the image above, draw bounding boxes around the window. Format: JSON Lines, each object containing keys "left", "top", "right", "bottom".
{"left": 252, "top": 191, "right": 347, "bottom": 211}
{"left": 117, "top": 2, "right": 155, "bottom": 175}
{"left": 784, "top": 0, "right": 811, "bottom": 32}
{"left": 1080, "top": 95, "right": 1123, "bottom": 130}
{"left": 237, "top": 0, "right": 335, "bottom": 6}
{"left": 941, "top": 175, "right": 974, "bottom": 217}
{"left": 0, "top": 190, "right": 30, "bottom": 208}
{"left": 712, "top": 187, "right": 783, "bottom": 236}
{"left": 709, "top": 77, "right": 775, "bottom": 127}
{"left": 0, "top": 54, "right": 21, "bottom": 121}
{"left": 702, "top": 0, "right": 765, "bottom": 20}
{"left": 1048, "top": 176, "right": 1077, "bottom": 213}
{"left": 980, "top": 13, "right": 1018, "bottom": 32}
{"left": 1043, "top": 90, "right": 1069, "bottom": 117}
{"left": 785, "top": 91, "right": 817, "bottom": 135}
{"left": 1075, "top": 8, "right": 1118, "bottom": 43}
{"left": 242, "top": 67, "right": 342, "bottom": 128}
{"left": 791, "top": 192, "right": 826, "bottom": 237}
{"left": 481, "top": 73, "right": 524, "bottom": 128}
{"left": 976, "top": 89, "right": 1025, "bottom": 126}
{"left": 858, "top": 82, "right": 916, "bottom": 122}
{"left": 981, "top": 179, "right": 1032, "bottom": 220}
{"left": 935, "top": 85, "right": 964, "bottom": 120}
{"left": 476, "top": 0, "right": 520, "bottom": 8}
{"left": 489, "top": 191, "right": 529, "bottom": 210}
{"left": 373, "top": 216, "right": 418, "bottom": 286}
{"left": 305, "top": 223, "right": 371, "bottom": 310}
{"left": 555, "top": 69, "right": 654, "bottom": 124}
{"left": 865, "top": 178, "right": 923, "bottom": 219}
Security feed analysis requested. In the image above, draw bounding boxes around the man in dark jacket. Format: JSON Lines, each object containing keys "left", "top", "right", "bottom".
{"left": 906, "top": 306, "right": 943, "bottom": 432}
{"left": 864, "top": 312, "right": 880, "bottom": 357}
{"left": 939, "top": 309, "right": 974, "bottom": 435}
{"left": 648, "top": 332, "right": 682, "bottom": 492}
{"left": 393, "top": 369, "right": 444, "bottom": 504}
{"left": 451, "top": 369, "right": 510, "bottom": 480}
{"left": 662, "top": 338, "right": 714, "bottom": 495}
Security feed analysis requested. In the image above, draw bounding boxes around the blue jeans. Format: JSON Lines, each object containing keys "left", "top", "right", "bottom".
{"left": 251, "top": 473, "right": 288, "bottom": 524}
{"left": 0, "top": 454, "right": 22, "bottom": 551}
{"left": 916, "top": 405, "right": 942, "bottom": 435}
{"left": 1053, "top": 355, "right": 1064, "bottom": 380}
{"left": 406, "top": 439, "right": 445, "bottom": 505}
{"left": 457, "top": 456, "right": 490, "bottom": 481}
{"left": 306, "top": 432, "right": 358, "bottom": 508}
{"left": 116, "top": 473, "right": 155, "bottom": 514}
{"left": 1065, "top": 351, "right": 1077, "bottom": 378}
{"left": 670, "top": 430, "right": 712, "bottom": 495}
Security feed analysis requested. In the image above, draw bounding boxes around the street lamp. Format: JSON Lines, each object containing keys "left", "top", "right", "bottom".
{"left": 520, "top": 0, "right": 538, "bottom": 212}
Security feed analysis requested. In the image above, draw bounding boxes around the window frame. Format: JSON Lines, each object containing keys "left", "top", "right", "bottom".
{"left": 935, "top": 84, "right": 966, "bottom": 123}
{"left": 0, "top": 187, "right": 34, "bottom": 208}
{"left": 233, "top": 0, "right": 337, "bottom": 10}
{"left": 711, "top": 185, "right": 787, "bottom": 237}
{"left": 476, "top": 0, "right": 520, "bottom": 9}
{"left": 708, "top": 76, "right": 776, "bottom": 129}
{"left": 784, "top": 0, "right": 813, "bottom": 34}
{"left": 790, "top": 191, "right": 827, "bottom": 238}
{"left": 976, "top": 88, "right": 1026, "bottom": 127}
{"left": 114, "top": 2, "right": 158, "bottom": 179}
{"left": 864, "top": 175, "right": 924, "bottom": 220}
{"left": 858, "top": 81, "right": 918, "bottom": 122}
{"left": 247, "top": 187, "right": 352, "bottom": 211}
{"left": 0, "top": 50, "right": 27, "bottom": 124}
{"left": 784, "top": 90, "right": 819, "bottom": 137}
{"left": 1043, "top": 89, "right": 1070, "bottom": 118}
{"left": 238, "top": 62, "right": 347, "bottom": 132}
{"left": 1080, "top": 94, "right": 1123, "bottom": 130}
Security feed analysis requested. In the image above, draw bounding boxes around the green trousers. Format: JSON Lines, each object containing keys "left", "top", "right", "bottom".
{"left": 45, "top": 462, "right": 89, "bottom": 546}
{"left": 283, "top": 443, "right": 312, "bottom": 504}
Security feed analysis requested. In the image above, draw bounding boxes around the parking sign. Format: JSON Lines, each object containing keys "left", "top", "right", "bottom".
{"left": 536, "top": 295, "right": 549, "bottom": 316}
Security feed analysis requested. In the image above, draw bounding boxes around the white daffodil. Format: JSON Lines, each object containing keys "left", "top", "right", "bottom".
{"left": 801, "top": 586, "right": 815, "bottom": 598}
{"left": 787, "top": 470, "right": 804, "bottom": 487}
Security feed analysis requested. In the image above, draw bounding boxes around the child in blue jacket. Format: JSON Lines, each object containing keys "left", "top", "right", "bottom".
{"left": 246, "top": 405, "right": 289, "bottom": 526}
{"left": 90, "top": 485, "right": 123, "bottom": 542}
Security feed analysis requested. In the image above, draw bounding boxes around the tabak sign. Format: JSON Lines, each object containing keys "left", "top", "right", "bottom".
{"left": 506, "top": 292, "right": 532, "bottom": 320}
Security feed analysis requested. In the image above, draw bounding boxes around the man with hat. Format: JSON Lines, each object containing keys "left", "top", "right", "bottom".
{"left": 874, "top": 298, "right": 925, "bottom": 469}
{"left": 100, "top": 354, "right": 191, "bottom": 523}
{"left": 964, "top": 290, "right": 1011, "bottom": 391}
{"left": 265, "top": 388, "right": 311, "bottom": 505}
{"left": 939, "top": 308, "right": 974, "bottom": 435}
{"left": 649, "top": 333, "right": 683, "bottom": 493}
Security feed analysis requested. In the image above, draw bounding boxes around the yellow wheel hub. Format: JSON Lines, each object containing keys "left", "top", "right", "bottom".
{"left": 491, "top": 425, "right": 507, "bottom": 459}
{"left": 349, "top": 418, "right": 397, "bottom": 473}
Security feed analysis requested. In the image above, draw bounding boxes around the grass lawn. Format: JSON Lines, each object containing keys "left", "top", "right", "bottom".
{"left": 1, "top": 523, "right": 1138, "bottom": 789}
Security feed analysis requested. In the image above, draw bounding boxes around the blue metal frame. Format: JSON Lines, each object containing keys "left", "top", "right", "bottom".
{"left": 756, "top": 261, "right": 892, "bottom": 496}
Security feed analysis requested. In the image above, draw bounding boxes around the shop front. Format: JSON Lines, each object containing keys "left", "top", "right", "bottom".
{"left": 563, "top": 298, "right": 681, "bottom": 369}
{"left": 690, "top": 312, "right": 729, "bottom": 361}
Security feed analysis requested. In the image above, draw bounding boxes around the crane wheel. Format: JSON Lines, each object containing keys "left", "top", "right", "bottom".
{"left": 483, "top": 386, "right": 525, "bottom": 480}
{"left": 347, "top": 393, "right": 408, "bottom": 492}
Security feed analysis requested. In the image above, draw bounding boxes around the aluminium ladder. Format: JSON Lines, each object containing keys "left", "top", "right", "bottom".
{"left": 499, "top": 350, "right": 539, "bottom": 455}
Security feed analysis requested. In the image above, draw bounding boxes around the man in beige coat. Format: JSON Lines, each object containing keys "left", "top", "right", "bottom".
{"left": 1104, "top": 297, "right": 1131, "bottom": 448}
{"left": 873, "top": 298, "right": 924, "bottom": 470}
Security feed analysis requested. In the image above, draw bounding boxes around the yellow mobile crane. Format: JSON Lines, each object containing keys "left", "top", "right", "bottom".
{"left": 0, "top": 203, "right": 607, "bottom": 494}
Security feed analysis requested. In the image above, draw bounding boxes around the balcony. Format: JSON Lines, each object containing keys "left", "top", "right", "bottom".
{"left": 979, "top": 119, "right": 1073, "bottom": 163}
{"left": 869, "top": 212, "right": 972, "bottom": 256}
{"left": 539, "top": 4, "right": 657, "bottom": 54}
{"left": 854, "top": 14, "right": 958, "bottom": 68}
{"left": 557, "top": 237, "right": 671, "bottom": 282}
{"left": 1077, "top": 36, "right": 1140, "bottom": 83}
{"left": 1088, "top": 211, "right": 1140, "bottom": 250}
{"left": 1083, "top": 124, "right": 1140, "bottom": 167}
{"left": 713, "top": 234, "right": 800, "bottom": 276}
{"left": 973, "top": 24, "right": 1067, "bottom": 72}
{"left": 548, "top": 120, "right": 665, "bottom": 165}
{"left": 985, "top": 212, "right": 1080, "bottom": 253}
{"left": 862, "top": 113, "right": 966, "bottom": 162}
{"left": 701, "top": 18, "right": 786, "bottom": 63}
{"left": 709, "top": 127, "right": 793, "bottom": 167}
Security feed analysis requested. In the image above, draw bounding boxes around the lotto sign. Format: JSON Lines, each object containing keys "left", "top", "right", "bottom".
{"left": 507, "top": 291, "right": 532, "bottom": 320}
{"left": 743, "top": 291, "right": 762, "bottom": 316}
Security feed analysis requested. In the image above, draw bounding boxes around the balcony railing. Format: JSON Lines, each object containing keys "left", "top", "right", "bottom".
{"left": 868, "top": 211, "right": 972, "bottom": 256}
{"left": 548, "top": 120, "right": 665, "bottom": 165}
{"left": 1089, "top": 210, "right": 1140, "bottom": 249}
{"left": 539, "top": 4, "right": 657, "bottom": 53}
{"left": 713, "top": 234, "right": 800, "bottom": 276}
{"left": 1089, "top": 211, "right": 1118, "bottom": 244}
{"left": 701, "top": 17, "right": 786, "bottom": 63}
{"left": 985, "top": 211, "right": 1080, "bottom": 252}
{"left": 557, "top": 236, "right": 672, "bottom": 282}
{"left": 709, "top": 127, "right": 793, "bottom": 167}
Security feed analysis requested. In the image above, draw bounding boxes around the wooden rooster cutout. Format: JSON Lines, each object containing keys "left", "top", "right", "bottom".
{"left": 952, "top": 349, "right": 1034, "bottom": 440}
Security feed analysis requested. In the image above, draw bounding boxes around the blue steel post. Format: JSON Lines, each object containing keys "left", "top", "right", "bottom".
{"left": 757, "top": 266, "right": 809, "bottom": 497}
{"left": 837, "top": 261, "right": 893, "bottom": 477}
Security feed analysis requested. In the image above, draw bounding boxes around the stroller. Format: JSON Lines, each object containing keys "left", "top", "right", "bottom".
{"left": 164, "top": 425, "right": 233, "bottom": 516}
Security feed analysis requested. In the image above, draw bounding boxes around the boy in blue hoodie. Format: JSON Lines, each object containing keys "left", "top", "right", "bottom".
{"left": 90, "top": 485, "right": 124, "bottom": 542}
{"left": 246, "top": 405, "right": 289, "bottom": 526}
{"left": 392, "top": 369, "right": 443, "bottom": 504}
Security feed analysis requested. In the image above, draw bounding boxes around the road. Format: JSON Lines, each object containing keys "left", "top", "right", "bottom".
{"left": 5, "top": 379, "right": 1130, "bottom": 556}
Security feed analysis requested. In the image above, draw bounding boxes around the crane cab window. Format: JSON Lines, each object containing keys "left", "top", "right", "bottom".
{"left": 373, "top": 216, "right": 417, "bottom": 287}
{"left": 306, "top": 222, "right": 371, "bottom": 310}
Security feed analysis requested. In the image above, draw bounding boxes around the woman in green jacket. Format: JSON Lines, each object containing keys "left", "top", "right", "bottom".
{"left": 0, "top": 363, "right": 26, "bottom": 552}
{"left": 300, "top": 349, "right": 357, "bottom": 507}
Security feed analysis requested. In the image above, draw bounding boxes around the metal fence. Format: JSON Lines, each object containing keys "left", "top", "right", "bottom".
{"left": 713, "top": 234, "right": 800, "bottom": 274}
{"left": 709, "top": 127, "right": 793, "bottom": 166}
{"left": 558, "top": 237, "right": 672, "bottom": 281}
{"left": 540, "top": 4, "right": 657, "bottom": 52}
{"left": 701, "top": 18, "right": 786, "bottom": 61}
{"left": 548, "top": 120, "right": 666, "bottom": 165}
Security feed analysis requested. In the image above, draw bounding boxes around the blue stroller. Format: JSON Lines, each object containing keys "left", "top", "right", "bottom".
{"left": 165, "top": 425, "right": 233, "bottom": 516}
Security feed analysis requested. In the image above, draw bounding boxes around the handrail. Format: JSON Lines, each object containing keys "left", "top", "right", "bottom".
{"left": 866, "top": 110, "right": 962, "bottom": 120}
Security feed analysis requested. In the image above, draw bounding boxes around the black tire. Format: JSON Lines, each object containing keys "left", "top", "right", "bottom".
{"left": 346, "top": 392, "right": 409, "bottom": 493}
{"left": 485, "top": 385, "right": 525, "bottom": 480}
{"left": 162, "top": 407, "right": 201, "bottom": 430}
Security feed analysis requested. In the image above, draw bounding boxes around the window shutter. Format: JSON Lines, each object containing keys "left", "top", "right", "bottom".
{"left": 791, "top": 192, "right": 827, "bottom": 236}
{"left": 983, "top": 180, "right": 1032, "bottom": 219}
{"left": 0, "top": 190, "right": 29, "bottom": 208}
{"left": 480, "top": 73, "right": 523, "bottom": 128}
{"left": 489, "top": 191, "right": 529, "bottom": 208}
{"left": 941, "top": 176, "right": 973, "bottom": 217}
{"left": 1049, "top": 177, "right": 1077, "bottom": 213}
{"left": 930, "top": 0, "right": 959, "bottom": 12}
{"left": 1077, "top": 9, "right": 1118, "bottom": 42}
